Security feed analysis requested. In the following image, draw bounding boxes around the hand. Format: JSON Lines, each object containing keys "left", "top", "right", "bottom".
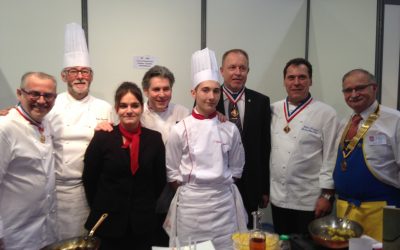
{"left": 216, "top": 111, "right": 227, "bottom": 122}
{"left": 169, "top": 181, "right": 181, "bottom": 191}
{"left": 314, "top": 196, "right": 332, "bottom": 218}
{"left": 0, "top": 106, "right": 12, "bottom": 116}
{"left": 260, "top": 194, "right": 269, "bottom": 208}
{"left": 95, "top": 121, "right": 113, "bottom": 132}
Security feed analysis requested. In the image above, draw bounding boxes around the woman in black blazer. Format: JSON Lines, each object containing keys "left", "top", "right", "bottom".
{"left": 83, "top": 82, "right": 166, "bottom": 250}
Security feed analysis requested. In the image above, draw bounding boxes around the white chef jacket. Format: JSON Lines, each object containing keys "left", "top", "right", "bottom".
{"left": 165, "top": 112, "right": 247, "bottom": 249}
{"left": 141, "top": 102, "right": 189, "bottom": 144}
{"left": 338, "top": 101, "right": 400, "bottom": 189}
{"left": 0, "top": 108, "right": 57, "bottom": 250}
{"left": 166, "top": 114, "right": 244, "bottom": 184}
{"left": 270, "top": 99, "right": 338, "bottom": 211}
{"left": 47, "top": 92, "right": 113, "bottom": 239}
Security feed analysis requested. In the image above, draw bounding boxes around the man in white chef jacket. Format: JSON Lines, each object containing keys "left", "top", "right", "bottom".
{"left": 48, "top": 23, "right": 113, "bottom": 239}
{"left": 0, "top": 72, "right": 58, "bottom": 250}
{"left": 269, "top": 58, "right": 338, "bottom": 235}
{"left": 164, "top": 48, "right": 247, "bottom": 249}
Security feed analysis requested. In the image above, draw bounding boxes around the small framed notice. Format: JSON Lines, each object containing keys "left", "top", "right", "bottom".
{"left": 133, "top": 56, "right": 158, "bottom": 69}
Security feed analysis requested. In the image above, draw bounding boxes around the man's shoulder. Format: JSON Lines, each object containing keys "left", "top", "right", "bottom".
{"left": 311, "top": 99, "right": 337, "bottom": 115}
{"left": 169, "top": 103, "right": 190, "bottom": 116}
{"left": 245, "top": 87, "right": 270, "bottom": 100}
{"left": 380, "top": 104, "right": 400, "bottom": 117}
{"left": 0, "top": 108, "right": 17, "bottom": 127}
{"left": 88, "top": 95, "right": 112, "bottom": 108}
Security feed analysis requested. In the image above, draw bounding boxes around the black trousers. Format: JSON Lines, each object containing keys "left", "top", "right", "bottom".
{"left": 271, "top": 203, "right": 315, "bottom": 235}
{"left": 99, "top": 226, "right": 153, "bottom": 250}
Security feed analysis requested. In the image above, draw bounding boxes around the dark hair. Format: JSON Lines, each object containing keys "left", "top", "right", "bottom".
{"left": 222, "top": 49, "right": 249, "bottom": 67}
{"left": 142, "top": 65, "right": 175, "bottom": 90}
{"left": 342, "top": 68, "right": 377, "bottom": 85}
{"left": 283, "top": 58, "right": 313, "bottom": 79}
{"left": 114, "top": 82, "right": 143, "bottom": 107}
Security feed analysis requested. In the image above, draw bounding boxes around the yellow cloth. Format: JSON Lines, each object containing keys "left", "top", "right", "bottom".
{"left": 336, "top": 199, "right": 386, "bottom": 241}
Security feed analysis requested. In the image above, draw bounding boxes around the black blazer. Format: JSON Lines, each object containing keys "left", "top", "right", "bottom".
{"left": 83, "top": 125, "right": 166, "bottom": 238}
{"left": 217, "top": 87, "right": 271, "bottom": 214}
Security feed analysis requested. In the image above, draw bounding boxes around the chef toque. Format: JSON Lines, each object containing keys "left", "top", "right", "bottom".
{"left": 63, "top": 22, "right": 90, "bottom": 68}
{"left": 191, "top": 48, "right": 220, "bottom": 89}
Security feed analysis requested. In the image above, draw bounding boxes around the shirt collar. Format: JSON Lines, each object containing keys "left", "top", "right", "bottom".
{"left": 358, "top": 100, "right": 378, "bottom": 120}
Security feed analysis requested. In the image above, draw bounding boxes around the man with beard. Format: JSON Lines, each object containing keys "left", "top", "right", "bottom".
{"left": 0, "top": 72, "right": 58, "bottom": 250}
{"left": 48, "top": 23, "right": 113, "bottom": 239}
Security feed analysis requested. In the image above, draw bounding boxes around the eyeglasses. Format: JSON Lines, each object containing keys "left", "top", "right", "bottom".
{"left": 65, "top": 68, "right": 92, "bottom": 77}
{"left": 342, "top": 83, "right": 374, "bottom": 94}
{"left": 20, "top": 88, "right": 57, "bottom": 101}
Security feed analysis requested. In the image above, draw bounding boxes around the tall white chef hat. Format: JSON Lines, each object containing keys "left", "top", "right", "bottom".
{"left": 191, "top": 47, "right": 220, "bottom": 89}
{"left": 63, "top": 22, "right": 90, "bottom": 68}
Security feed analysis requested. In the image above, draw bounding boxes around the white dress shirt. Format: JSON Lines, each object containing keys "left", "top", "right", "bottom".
{"left": 270, "top": 99, "right": 338, "bottom": 211}
{"left": 338, "top": 101, "right": 400, "bottom": 189}
{"left": 0, "top": 108, "right": 57, "bottom": 250}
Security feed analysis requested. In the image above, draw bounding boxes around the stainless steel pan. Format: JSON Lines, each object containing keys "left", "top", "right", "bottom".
{"left": 308, "top": 204, "right": 363, "bottom": 249}
{"left": 41, "top": 213, "right": 108, "bottom": 250}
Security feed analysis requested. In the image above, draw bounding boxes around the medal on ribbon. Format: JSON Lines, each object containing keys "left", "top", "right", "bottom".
{"left": 283, "top": 95, "right": 313, "bottom": 133}
{"left": 341, "top": 159, "right": 347, "bottom": 171}
{"left": 230, "top": 105, "right": 240, "bottom": 119}
{"left": 223, "top": 85, "right": 245, "bottom": 120}
{"left": 16, "top": 106, "right": 46, "bottom": 143}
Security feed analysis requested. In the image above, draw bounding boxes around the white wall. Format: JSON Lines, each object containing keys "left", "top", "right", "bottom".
{"left": 208, "top": 0, "right": 307, "bottom": 104}
{"left": 87, "top": 0, "right": 201, "bottom": 107}
{"left": 0, "top": 0, "right": 81, "bottom": 107}
{"left": 381, "top": 4, "right": 400, "bottom": 109}
{"left": 309, "top": 0, "right": 377, "bottom": 120}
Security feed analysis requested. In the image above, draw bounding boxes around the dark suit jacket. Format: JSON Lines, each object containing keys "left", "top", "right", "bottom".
{"left": 83, "top": 125, "right": 166, "bottom": 238}
{"left": 217, "top": 87, "right": 271, "bottom": 216}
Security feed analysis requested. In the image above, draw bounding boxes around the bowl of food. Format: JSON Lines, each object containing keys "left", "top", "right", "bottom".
{"left": 308, "top": 215, "right": 363, "bottom": 249}
{"left": 232, "top": 231, "right": 279, "bottom": 250}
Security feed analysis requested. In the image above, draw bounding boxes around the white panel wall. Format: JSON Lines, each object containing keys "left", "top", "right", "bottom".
{"left": 0, "top": 0, "right": 81, "bottom": 107}
{"left": 309, "top": 0, "right": 377, "bottom": 119}
{"left": 208, "top": 0, "right": 307, "bottom": 224}
{"left": 208, "top": 0, "right": 307, "bottom": 104}
{"left": 381, "top": 4, "right": 400, "bottom": 109}
{"left": 87, "top": 0, "right": 201, "bottom": 107}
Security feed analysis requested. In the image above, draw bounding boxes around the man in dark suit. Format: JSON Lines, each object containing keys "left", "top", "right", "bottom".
{"left": 217, "top": 49, "right": 271, "bottom": 227}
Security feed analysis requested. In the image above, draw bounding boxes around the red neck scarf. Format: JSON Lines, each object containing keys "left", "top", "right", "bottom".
{"left": 191, "top": 109, "right": 217, "bottom": 120}
{"left": 119, "top": 123, "right": 142, "bottom": 175}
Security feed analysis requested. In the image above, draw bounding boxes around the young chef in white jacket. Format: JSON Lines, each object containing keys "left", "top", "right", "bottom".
{"left": 48, "top": 23, "right": 113, "bottom": 240}
{"left": 0, "top": 72, "right": 58, "bottom": 250}
{"left": 164, "top": 48, "right": 247, "bottom": 249}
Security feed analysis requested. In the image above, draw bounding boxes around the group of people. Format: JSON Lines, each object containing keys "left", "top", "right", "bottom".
{"left": 0, "top": 22, "right": 399, "bottom": 250}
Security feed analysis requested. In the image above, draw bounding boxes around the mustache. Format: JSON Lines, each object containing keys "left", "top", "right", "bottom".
{"left": 349, "top": 97, "right": 361, "bottom": 102}
{"left": 32, "top": 103, "right": 51, "bottom": 109}
{"left": 73, "top": 79, "right": 89, "bottom": 84}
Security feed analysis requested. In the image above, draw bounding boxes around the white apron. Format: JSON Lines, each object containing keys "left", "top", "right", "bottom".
{"left": 164, "top": 184, "right": 247, "bottom": 249}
